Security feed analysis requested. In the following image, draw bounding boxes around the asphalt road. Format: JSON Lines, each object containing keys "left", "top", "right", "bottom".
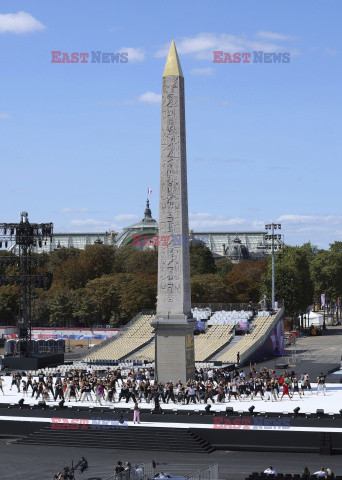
{"left": 1, "top": 441, "right": 342, "bottom": 480}
{"left": 241, "top": 325, "right": 342, "bottom": 381}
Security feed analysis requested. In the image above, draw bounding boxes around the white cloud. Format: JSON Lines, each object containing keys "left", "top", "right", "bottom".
{"left": 0, "top": 113, "right": 10, "bottom": 119}
{"left": 57, "top": 208, "right": 91, "bottom": 214}
{"left": 274, "top": 214, "right": 342, "bottom": 248}
{"left": 155, "top": 32, "right": 290, "bottom": 60}
{"left": 190, "top": 67, "right": 215, "bottom": 76}
{"left": 113, "top": 214, "right": 139, "bottom": 223}
{"left": 278, "top": 214, "right": 316, "bottom": 223}
{"left": 277, "top": 214, "right": 342, "bottom": 225}
{"left": 256, "top": 30, "right": 296, "bottom": 41}
{"left": 189, "top": 213, "right": 274, "bottom": 231}
{"left": 67, "top": 213, "right": 140, "bottom": 232}
{"left": 137, "top": 91, "right": 161, "bottom": 104}
{"left": 67, "top": 219, "right": 119, "bottom": 233}
{"left": 251, "top": 220, "right": 265, "bottom": 229}
{"left": 119, "top": 47, "right": 145, "bottom": 63}
{"left": 69, "top": 219, "right": 109, "bottom": 228}
{"left": 0, "top": 11, "right": 46, "bottom": 34}
{"left": 189, "top": 213, "right": 247, "bottom": 230}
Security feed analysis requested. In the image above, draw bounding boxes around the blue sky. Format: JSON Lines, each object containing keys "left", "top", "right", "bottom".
{"left": 0, "top": 1, "right": 341, "bottom": 248}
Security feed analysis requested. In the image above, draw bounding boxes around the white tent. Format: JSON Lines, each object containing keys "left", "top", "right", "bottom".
{"left": 299, "top": 311, "right": 323, "bottom": 326}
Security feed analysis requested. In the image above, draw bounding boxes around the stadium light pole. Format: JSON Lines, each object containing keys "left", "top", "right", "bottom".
{"left": 265, "top": 223, "right": 282, "bottom": 309}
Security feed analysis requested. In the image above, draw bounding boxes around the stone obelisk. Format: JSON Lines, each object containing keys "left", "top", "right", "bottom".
{"left": 152, "top": 40, "right": 196, "bottom": 384}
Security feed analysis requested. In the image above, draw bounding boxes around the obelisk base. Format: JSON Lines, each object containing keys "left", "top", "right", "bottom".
{"left": 152, "top": 318, "right": 196, "bottom": 384}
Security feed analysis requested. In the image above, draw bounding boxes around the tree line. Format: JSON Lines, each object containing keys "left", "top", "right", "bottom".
{"left": 0, "top": 241, "right": 340, "bottom": 327}
{"left": 262, "top": 241, "right": 342, "bottom": 317}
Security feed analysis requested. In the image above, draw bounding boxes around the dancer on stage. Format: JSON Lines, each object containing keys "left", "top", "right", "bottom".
{"left": 317, "top": 373, "right": 327, "bottom": 396}
{"left": 292, "top": 377, "right": 302, "bottom": 399}
{"left": 280, "top": 381, "right": 292, "bottom": 400}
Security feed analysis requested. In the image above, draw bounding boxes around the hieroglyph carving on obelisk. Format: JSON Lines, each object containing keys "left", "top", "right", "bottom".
{"left": 156, "top": 40, "right": 191, "bottom": 320}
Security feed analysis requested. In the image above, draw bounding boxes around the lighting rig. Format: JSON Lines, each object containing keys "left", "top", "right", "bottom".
{"left": 0, "top": 212, "right": 53, "bottom": 357}
{"left": 265, "top": 223, "right": 283, "bottom": 309}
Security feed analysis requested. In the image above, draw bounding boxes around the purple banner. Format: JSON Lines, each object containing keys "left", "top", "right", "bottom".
{"left": 321, "top": 293, "right": 326, "bottom": 307}
{"left": 269, "top": 320, "right": 285, "bottom": 356}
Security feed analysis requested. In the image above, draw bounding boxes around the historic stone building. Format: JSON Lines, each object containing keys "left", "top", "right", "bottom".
{"left": 18, "top": 198, "right": 282, "bottom": 262}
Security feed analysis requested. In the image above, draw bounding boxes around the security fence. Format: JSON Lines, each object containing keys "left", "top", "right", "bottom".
{"left": 103, "top": 461, "right": 219, "bottom": 480}
{"left": 185, "top": 463, "right": 219, "bottom": 480}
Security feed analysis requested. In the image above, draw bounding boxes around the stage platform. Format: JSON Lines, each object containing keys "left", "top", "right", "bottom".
{"left": 0, "top": 404, "right": 341, "bottom": 455}
{"left": 0, "top": 375, "right": 341, "bottom": 414}
{"left": 1, "top": 354, "right": 64, "bottom": 370}
{"left": 0, "top": 376, "right": 342, "bottom": 455}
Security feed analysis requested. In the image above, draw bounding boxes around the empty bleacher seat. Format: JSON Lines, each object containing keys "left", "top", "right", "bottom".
{"left": 84, "top": 314, "right": 155, "bottom": 363}
{"left": 216, "top": 311, "right": 279, "bottom": 363}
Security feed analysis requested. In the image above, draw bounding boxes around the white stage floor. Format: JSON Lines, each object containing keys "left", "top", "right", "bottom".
{"left": 0, "top": 376, "right": 341, "bottom": 414}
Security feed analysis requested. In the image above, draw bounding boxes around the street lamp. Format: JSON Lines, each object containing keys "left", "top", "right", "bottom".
{"left": 265, "top": 223, "right": 282, "bottom": 309}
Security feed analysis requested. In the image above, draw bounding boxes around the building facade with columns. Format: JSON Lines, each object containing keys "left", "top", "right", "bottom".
{"left": 15, "top": 199, "right": 283, "bottom": 263}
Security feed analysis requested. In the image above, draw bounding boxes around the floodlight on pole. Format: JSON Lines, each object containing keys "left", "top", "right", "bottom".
{"left": 265, "top": 222, "right": 282, "bottom": 309}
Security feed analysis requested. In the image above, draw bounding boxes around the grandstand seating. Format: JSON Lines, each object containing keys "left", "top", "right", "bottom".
{"left": 130, "top": 324, "right": 234, "bottom": 363}
{"left": 194, "top": 324, "right": 234, "bottom": 361}
{"left": 83, "top": 308, "right": 282, "bottom": 365}
{"left": 191, "top": 307, "right": 212, "bottom": 321}
{"left": 207, "top": 310, "right": 253, "bottom": 326}
{"left": 216, "top": 311, "right": 280, "bottom": 364}
{"left": 84, "top": 313, "right": 155, "bottom": 362}
{"left": 132, "top": 341, "right": 155, "bottom": 362}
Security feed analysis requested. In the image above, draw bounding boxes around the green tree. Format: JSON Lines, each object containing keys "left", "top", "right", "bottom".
{"left": 215, "top": 257, "right": 233, "bottom": 276}
{"left": 0, "top": 285, "right": 19, "bottom": 324}
{"left": 191, "top": 274, "right": 227, "bottom": 303}
{"left": 49, "top": 291, "right": 77, "bottom": 327}
{"left": 329, "top": 241, "right": 342, "bottom": 254}
{"left": 119, "top": 275, "right": 157, "bottom": 322}
{"left": 53, "top": 255, "right": 94, "bottom": 290}
{"left": 126, "top": 249, "right": 158, "bottom": 275}
{"left": 113, "top": 245, "right": 137, "bottom": 273}
{"left": 190, "top": 243, "right": 216, "bottom": 276}
{"left": 81, "top": 244, "right": 116, "bottom": 277}
{"left": 46, "top": 247, "right": 81, "bottom": 271}
{"left": 262, "top": 246, "right": 314, "bottom": 317}
{"left": 226, "top": 260, "right": 267, "bottom": 303}
{"left": 301, "top": 242, "right": 318, "bottom": 260}
{"left": 31, "top": 291, "right": 51, "bottom": 326}
{"left": 310, "top": 244, "right": 342, "bottom": 303}
{"left": 84, "top": 274, "right": 123, "bottom": 325}
{"left": 74, "top": 294, "right": 100, "bottom": 327}
{"left": 0, "top": 251, "right": 18, "bottom": 276}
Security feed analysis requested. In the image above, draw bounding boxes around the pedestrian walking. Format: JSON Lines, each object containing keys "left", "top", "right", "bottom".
{"left": 133, "top": 402, "right": 141, "bottom": 424}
